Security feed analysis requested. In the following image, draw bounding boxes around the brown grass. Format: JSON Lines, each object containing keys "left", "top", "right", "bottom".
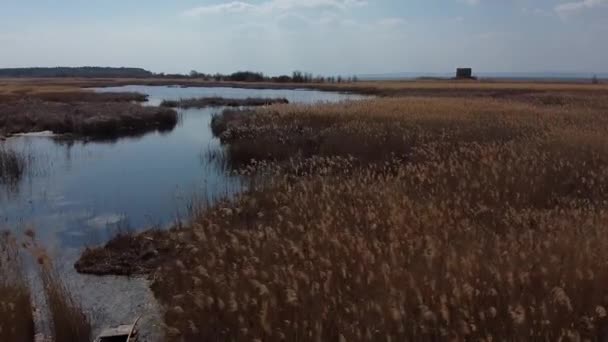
{"left": 0, "top": 91, "right": 147, "bottom": 104}
{"left": 77, "top": 84, "right": 608, "bottom": 340}
{"left": 26, "top": 236, "right": 92, "bottom": 342}
{"left": 0, "top": 100, "right": 177, "bottom": 138}
{"left": 143, "top": 95, "right": 608, "bottom": 341}
{"left": 0, "top": 233, "right": 35, "bottom": 342}
{"left": 79, "top": 90, "right": 608, "bottom": 340}
{"left": 3, "top": 77, "right": 608, "bottom": 98}
{"left": 38, "top": 261, "right": 92, "bottom": 342}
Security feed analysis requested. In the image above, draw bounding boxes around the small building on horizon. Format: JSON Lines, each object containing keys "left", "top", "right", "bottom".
{"left": 456, "top": 68, "right": 473, "bottom": 79}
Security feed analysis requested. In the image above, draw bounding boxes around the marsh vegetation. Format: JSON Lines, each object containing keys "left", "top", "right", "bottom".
{"left": 0, "top": 233, "right": 92, "bottom": 342}
{"left": 0, "top": 146, "right": 27, "bottom": 184}
{"left": 80, "top": 83, "right": 608, "bottom": 341}
{"left": 36, "top": 252, "right": 92, "bottom": 342}
{"left": 0, "top": 100, "right": 177, "bottom": 139}
{"left": 3, "top": 79, "right": 608, "bottom": 341}
{"left": 0, "top": 233, "right": 35, "bottom": 342}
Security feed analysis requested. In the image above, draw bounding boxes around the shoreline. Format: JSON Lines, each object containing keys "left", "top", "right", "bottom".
{"left": 4, "top": 77, "right": 608, "bottom": 99}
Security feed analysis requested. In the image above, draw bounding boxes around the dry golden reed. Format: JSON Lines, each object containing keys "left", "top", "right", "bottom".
{"left": 27, "top": 238, "right": 93, "bottom": 342}
{"left": 122, "top": 90, "right": 608, "bottom": 340}
{"left": 0, "top": 233, "right": 35, "bottom": 342}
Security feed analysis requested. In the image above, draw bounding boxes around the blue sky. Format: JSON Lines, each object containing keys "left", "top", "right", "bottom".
{"left": 0, "top": 0, "right": 606, "bottom": 75}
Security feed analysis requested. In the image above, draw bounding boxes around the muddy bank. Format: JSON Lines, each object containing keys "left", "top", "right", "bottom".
{"left": 0, "top": 100, "right": 177, "bottom": 139}
{"left": 75, "top": 230, "right": 179, "bottom": 276}
{"left": 160, "top": 97, "right": 288, "bottom": 108}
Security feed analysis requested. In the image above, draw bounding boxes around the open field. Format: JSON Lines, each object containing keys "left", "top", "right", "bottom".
{"left": 77, "top": 85, "right": 608, "bottom": 341}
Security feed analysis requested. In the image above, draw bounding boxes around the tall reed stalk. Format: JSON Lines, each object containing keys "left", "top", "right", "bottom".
{"left": 0, "top": 232, "right": 35, "bottom": 342}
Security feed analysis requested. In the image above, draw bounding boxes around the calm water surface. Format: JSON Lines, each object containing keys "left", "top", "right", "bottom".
{"left": 0, "top": 86, "right": 364, "bottom": 339}
{"left": 1, "top": 85, "right": 364, "bottom": 248}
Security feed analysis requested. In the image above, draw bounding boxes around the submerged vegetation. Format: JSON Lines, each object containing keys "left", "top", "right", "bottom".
{"left": 0, "top": 146, "right": 26, "bottom": 184}
{"left": 161, "top": 97, "right": 289, "bottom": 109}
{"left": 79, "top": 87, "right": 608, "bottom": 341}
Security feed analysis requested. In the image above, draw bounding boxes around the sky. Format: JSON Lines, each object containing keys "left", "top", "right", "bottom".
{"left": 0, "top": 0, "right": 606, "bottom": 75}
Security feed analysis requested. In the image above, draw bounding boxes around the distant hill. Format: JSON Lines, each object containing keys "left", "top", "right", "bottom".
{"left": 0, "top": 67, "right": 154, "bottom": 78}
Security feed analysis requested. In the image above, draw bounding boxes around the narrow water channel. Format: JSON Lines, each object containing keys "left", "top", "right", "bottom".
{"left": 0, "top": 85, "right": 364, "bottom": 339}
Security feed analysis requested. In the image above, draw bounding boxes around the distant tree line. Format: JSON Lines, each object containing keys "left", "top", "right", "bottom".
{"left": 185, "top": 70, "right": 359, "bottom": 83}
{"left": 0, "top": 67, "right": 154, "bottom": 78}
{"left": 0, "top": 67, "right": 360, "bottom": 83}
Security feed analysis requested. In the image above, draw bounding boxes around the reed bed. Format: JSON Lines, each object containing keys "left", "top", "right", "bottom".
{"left": 0, "top": 90, "right": 148, "bottom": 105}
{"left": 0, "top": 233, "right": 35, "bottom": 342}
{"left": 0, "top": 231, "right": 93, "bottom": 342}
{"left": 3, "top": 77, "right": 608, "bottom": 96}
{"left": 0, "top": 100, "right": 177, "bottom": 138}
{"left": 83, "top": 92, "right": 608, "bottom": 340}
{"left": 27, "top": 236, "right": 92, "bottom": 342}
{"left": 161, "top": 97, "right": 289, "bottom": 109}
{"left": 38, "top": 261, "right": 92, "bottom": 342}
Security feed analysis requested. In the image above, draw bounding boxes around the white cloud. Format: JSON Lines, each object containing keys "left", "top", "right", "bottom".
{"left": 183, "top": 0, "right": 367, "bottom": 17}
{"left": 458, "top": 0, "right": 480, "bottom": 6}
{"left": 183, "top": 2, "right": 256, "bottom": 16}
{"left": 555, "top": 0, "right": 608, "bottom": 16}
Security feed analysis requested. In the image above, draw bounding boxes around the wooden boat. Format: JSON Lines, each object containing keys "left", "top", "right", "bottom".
{"left": 94, "top": 317, "right": 141, "bottom": 342}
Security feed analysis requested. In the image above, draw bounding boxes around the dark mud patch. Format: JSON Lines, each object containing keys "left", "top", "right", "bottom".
{"left": 75, "top": 230, "right": 176, "bottom": 276}
{"left": 74, "top": 228, "right": 190, "bottom": 276}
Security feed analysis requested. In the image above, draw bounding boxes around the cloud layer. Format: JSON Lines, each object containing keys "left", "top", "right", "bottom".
{"left": 555, "top": 0, "right": 608, "bottom": 16}
{"left": 184, "top": 0, "right": 367, "bottom": 16}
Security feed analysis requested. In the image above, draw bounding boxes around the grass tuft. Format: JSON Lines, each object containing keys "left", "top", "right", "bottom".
{"left": 30, "top": 243, "right": 92, "bottom": 342}
{"left": 0, "top": 232, "right": 35, "bottom": 342}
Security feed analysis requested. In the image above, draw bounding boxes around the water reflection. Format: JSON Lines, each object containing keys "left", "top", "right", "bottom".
{"left": 0, "top": 86, "right": 364, "bottom": 339}
{"left": 1, "top": 86, "right": 364, "bottom": 250}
